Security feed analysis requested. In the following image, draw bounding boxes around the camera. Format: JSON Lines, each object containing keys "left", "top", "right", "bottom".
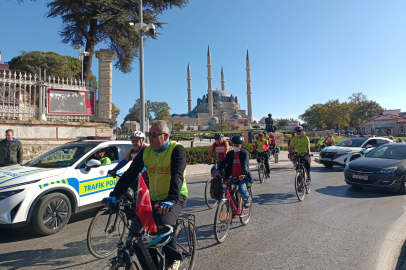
{"left": 147, "top": 23, "right": 156, "bottom": 35}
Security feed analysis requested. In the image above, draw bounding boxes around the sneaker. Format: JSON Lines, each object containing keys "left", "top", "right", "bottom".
{"left": 307, "top": 174, "right": 312, "bottom": 181}
{"left": 166, "top": 260, "right": 180, "bottom": 270}
{"left": 243, "top": 200, "right": 251, "bottom": 208}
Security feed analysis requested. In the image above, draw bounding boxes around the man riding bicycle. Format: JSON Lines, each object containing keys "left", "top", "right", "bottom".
{"left": 205, "top": 133, "right": 229, "bottom": 166}
{"left": 102, "top": 120, "right": 188, "bottom": 270}
{"left": 107, "top": 131, "right": 149, "bottom": 183}
{"left": 267, "top": 131, "right": 277, "bottom": 156}
{"left": 289, "top": 126, "right": 312, "bottom": 181}
{"left": 324, "top": 132, "right": 335, "bottom": 147}
{"left": 212, "top": 135, "right": 253, "bottom": 208}
{"left": 253, "top": 133, "right": 271, "bottom": 178}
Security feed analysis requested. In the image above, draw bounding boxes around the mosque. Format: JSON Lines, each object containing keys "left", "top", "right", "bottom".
{"left": 167, "top": 45, "right": 253, "bottom": 129}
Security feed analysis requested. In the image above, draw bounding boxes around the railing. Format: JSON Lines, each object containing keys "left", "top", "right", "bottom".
{"left": 0, "top": 70, "right": 97, "bottom": 121}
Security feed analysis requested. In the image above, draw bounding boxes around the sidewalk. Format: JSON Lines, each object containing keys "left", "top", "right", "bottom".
{"left": 186, "top": 151, "right": 313, "bottom": 176}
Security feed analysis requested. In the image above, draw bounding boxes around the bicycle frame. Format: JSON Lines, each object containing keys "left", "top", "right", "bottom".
{"left": 222, "top": 179, "right": 249, "bottom": 216}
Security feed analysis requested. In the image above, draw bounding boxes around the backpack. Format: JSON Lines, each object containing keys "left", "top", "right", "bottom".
{"left": 210, "top": 178, "right": 224, "bottom": 200}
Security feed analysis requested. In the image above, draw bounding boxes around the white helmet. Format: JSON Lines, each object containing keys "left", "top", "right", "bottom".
{"left": 130, "top": 131, "right": 145, "bottom": 139}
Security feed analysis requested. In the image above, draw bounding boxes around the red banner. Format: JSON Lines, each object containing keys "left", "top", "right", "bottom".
{"left": 47, "top": 88, "right": 95, "bottom": 115}
{"left": 136, "top": 176, "right": 157, "bottom": 233}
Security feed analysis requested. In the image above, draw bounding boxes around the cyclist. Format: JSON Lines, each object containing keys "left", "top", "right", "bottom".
{"left": 316, "top": 136, "right": 325, "bottom": 150}
{"left": 267, "top": 132, "right": 277, "bottom": 156}
{"left": 287, "top": 132, "right": 295, "bottom": 151}
{"left": 212, "top": 135, "right": 253, "bottom": 208}
{"left": 102, "top": 120, "right": 188, "bottom": 270}
{"left": 252, "top": 133, "right": 271, "bottom": 178}
{"left": 324, "top": 132, "right": 335, "bottom": 147}
{"left": 205, "top": 133, "right": 229, "bottom": 166}
{"left": 107, "top": 131, "right": 148, "bottom": 182}
{"left": 289, "top": 126, "right": 312, "bottom": 181}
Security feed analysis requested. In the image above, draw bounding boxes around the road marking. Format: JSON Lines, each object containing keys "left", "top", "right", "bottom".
{"left": 376, "top": 204, "right": 406, "bottom": 270}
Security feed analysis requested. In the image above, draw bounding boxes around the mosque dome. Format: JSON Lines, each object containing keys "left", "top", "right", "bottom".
{"left": 231, "top": 114, "right": 242, "bottom": 119}
{"left": 213, "top": 89, "right": 231, "bottom": 98}
{"left": 208, "top": 117, "right": 219, "bottom": 125}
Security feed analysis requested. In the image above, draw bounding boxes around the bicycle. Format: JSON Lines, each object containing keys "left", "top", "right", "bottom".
{"left": 290, "top": 152, "right": 313, "bottom": 201}
{"left": 97, "top": 192, "right": 197, "bottom": 270}
{"left": 213, "top": 172, "right": 253, "bottom": 243}
{"left": 255, "top": 152, "right": 269, "bottom": 183}
{"left": 203, "top": 161, "right": 221, "bottom": 209}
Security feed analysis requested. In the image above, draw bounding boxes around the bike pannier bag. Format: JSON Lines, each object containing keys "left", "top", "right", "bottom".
{"left": 210, "top": 178, "right": 223, "bottom": 200}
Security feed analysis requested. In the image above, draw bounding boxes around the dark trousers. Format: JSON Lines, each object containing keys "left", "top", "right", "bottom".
{"left": 130, "top": 195, "right": 187, "bottom": 263}
{"left": 304, "top": 158, "right": 311, "bottom": 175}
{"left": 257, "top": 152, "right": 270, "bottom": 174}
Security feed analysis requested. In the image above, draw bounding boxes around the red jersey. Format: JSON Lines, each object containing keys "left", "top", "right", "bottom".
{"left": 124, "top": 144, "right": 149, "bottom": 180}
{"left": 231, "top": 152, "right": 243, "bottom": 177}
{"left": 268, "top": 135, "right": 276, "bottom": 146}
{"left": 206, "top": 140, "right": 230, "bottom": 161}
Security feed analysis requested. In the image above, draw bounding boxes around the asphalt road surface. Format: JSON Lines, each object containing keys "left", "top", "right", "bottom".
{"left": 1, "top": 163, "right": 406, "bottom": 270}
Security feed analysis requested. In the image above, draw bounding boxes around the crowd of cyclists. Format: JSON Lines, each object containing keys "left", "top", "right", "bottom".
{"left": 100, "top": 122, "right": 313, "bottom": 270}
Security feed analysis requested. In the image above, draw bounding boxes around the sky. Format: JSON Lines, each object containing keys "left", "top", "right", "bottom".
{"left": 1, "top": 0, "right": 406, "bottom": 125}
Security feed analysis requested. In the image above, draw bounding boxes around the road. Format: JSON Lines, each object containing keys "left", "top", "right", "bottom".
{"left": 1, "top": 162, "right": 406, "bottom": 270}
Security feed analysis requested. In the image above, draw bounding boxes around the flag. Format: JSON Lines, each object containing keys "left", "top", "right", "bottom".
{"left": 135, "top": 175, "right": 157, "bottom": 233}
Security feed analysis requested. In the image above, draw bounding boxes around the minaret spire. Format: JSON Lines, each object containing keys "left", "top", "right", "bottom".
{"left": 246, "top": 47, "right": 253, "bottom": 125}
{"left": 187, "top": 62, "right": 192, "bottom": 113}
{"left": 221, "top": 64, "right": 225, "bottom": 91}
{"left": 207, "top": 42, "right": 214, "bottom": 117}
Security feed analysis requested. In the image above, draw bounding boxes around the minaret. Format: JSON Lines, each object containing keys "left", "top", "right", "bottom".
{"left": 187, "top": 62, "right": 192, "bottom": 113}
{"left": 207, "top": 43, "right": 214, "bottom": 116}
{"left": 221, "top": 64, "right": 225, "bottom": 91}
{"left": 246, "top": 48, "right": 253, "bottom": 125}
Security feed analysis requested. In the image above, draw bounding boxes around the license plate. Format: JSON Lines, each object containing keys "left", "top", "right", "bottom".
{"left": 352, "top": 174, "right": 368, "bottom": 180}
{"left": 322, "top": 158, "right": 331, "bottom": 161}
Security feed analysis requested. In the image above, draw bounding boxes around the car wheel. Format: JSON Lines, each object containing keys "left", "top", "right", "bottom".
{"left": 323, "top": 163, "right": 333, "bottom": 168}
{"left": 399, "top": 176, "right": 406, "bottom": 195}
{"left": 31, "top": 192, "right": 72, "bottom": 235}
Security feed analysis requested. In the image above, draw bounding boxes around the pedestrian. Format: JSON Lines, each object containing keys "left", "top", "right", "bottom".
{"left": 0, "top": 129, "right": 23, "bottom": 167}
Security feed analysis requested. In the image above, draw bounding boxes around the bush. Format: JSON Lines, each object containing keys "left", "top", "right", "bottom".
{"left": 185, "top": 146, "right": 218, "bottom": 165}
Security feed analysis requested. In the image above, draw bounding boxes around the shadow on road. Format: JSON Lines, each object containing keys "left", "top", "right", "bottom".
{"left": 315, "top": 185, "right": 399, "bottom": 198}
{"left": 311, "top": 167, "right": 345, "bottom": 173}
{"left": 253, "top": 193, "right": 297, "bottom": 205}
{"left": 0, "top": 208, "right": 100, "bottom": 244}
{"left": 0, "top": 238, "right": 100, "bottom": 270}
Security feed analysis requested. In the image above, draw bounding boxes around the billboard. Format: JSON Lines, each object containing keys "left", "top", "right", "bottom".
{"left": 47, "top": 88, "right": 95, "bottom": 115}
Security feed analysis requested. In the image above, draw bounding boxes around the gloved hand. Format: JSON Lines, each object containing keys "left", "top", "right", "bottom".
{"left": 107, "top": 170, "right": 117, "bottom": 178}
{"left": 204, "top": 160, "right": 210, "bottom": 164}
{"left": 101, "top": 196, "right": 116, "bottom": 207}
{"left": 157, "top": 201, "right": 174, "bottom": 215}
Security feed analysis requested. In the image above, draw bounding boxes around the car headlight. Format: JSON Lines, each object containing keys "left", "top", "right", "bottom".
{"left": 376, "top": 167, "right": 398, "bottom": 174}
{"left": 344, "top": 163, "right": 349, "bottom": 172}
{"left": 0, "top": 189, "right": 24, "bottom": 201}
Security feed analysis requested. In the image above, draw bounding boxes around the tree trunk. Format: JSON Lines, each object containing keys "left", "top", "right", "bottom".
{"left": 83, "top": 18, "right": 98, "bottom": 83}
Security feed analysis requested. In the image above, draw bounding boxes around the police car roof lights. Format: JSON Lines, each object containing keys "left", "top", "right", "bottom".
{"left": 76, "top": 136, "right": 116, "bottom": 141}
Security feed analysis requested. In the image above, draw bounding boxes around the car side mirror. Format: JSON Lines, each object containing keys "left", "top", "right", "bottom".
{"left": 85, "top": 159, "right": 101, "bottom": 171}
{"left": 365, "top": 144, "right": 372, "bottom": 149}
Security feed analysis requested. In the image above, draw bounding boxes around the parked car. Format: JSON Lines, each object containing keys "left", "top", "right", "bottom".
{"left": 344, "top": 143, "right": 406, "bottom": 193}
{"left": 319, "top": 137, "right": 392, "bottom": 168}
{"left": 0, "top": 137, "right": 133, "bottom": 235}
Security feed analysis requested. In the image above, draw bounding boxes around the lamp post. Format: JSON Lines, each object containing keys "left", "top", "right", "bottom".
{"left": 129, "top": 1, "right": 156, "bottom": 133}
{"left": 73, "top": 45, "right": 90, "bottom": 86}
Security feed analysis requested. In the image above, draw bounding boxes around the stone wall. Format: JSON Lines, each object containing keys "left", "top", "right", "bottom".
{"left": 0, "top": 119, "right": 113, "bottom": 162}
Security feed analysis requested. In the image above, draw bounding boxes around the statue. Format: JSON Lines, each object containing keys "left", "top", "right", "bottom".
{"left": 265, "top": 113, "right": 277, "bottom": 132}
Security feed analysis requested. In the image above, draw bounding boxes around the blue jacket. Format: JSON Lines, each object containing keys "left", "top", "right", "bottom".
{"left": 217, "top": 148, "right": 253, "bottom": 184}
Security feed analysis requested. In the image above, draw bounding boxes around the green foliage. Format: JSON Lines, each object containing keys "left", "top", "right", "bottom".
{"left": 150, "top": 101, "right": 171, "bottom": 120}
{"left": 185, "top": 146, "right": 217, "bottom": 165}
{"left": 277, "top": 119, "right": 289, "bottom": 128}
{"left": 111, "top": 103, "right": 120, "bottom": 126}
{"left": 252, "top": 125, "right": 260, "bottom": 129}
{"left": 173, "top": 121, "right": 185, "bottom": 131}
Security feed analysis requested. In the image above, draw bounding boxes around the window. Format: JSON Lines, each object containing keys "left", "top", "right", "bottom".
{"left": 377, "top": 139, "right": 390, "bottom": 146}
{"left": 118, "top": 144, "right": 133, "bottom": 160}
{"left": 401, "top": 126, "right": 404, "bottom": 133}
{"left": 365, "top": 139, "right": 378, "bottom": 147}
{"left": 84, "top": 146, "right": 119, "bottom": 166}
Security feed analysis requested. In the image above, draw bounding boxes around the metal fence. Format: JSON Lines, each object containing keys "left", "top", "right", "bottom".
{"left": 0, "top": 70, "right": 97, "bottom": 121}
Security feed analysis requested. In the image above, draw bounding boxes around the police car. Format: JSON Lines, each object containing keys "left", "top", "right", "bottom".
{"left": 0, "top": 137, "right": 133, "bottom": 235}
{"left": 318, "top": 136, "right": 392, "bottom": 168}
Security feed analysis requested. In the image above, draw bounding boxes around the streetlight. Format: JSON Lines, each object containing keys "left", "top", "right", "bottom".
{"left": 73, "top": 45, "right": 90, "bottom": 86}
{"left": 129, "top": 0, "right": 156, "bottom": 133}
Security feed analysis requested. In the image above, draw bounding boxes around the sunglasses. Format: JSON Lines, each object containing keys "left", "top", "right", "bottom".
{"left": 146, "top": 132, "right": 166, "bottom": 138}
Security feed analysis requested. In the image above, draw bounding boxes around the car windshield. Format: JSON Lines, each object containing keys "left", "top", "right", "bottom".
{"left": 336, "top": 138, "right": 368, "bottom": 148}
{"left": 365, "top": 145, "right": 406, "bottom": 160}
{"left": 24, "top": 143, "right": 96, "bottom": 168}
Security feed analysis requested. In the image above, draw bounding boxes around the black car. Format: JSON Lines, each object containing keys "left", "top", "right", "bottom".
{"left": 344, "top": 143, "right": 406, "bottom": 193}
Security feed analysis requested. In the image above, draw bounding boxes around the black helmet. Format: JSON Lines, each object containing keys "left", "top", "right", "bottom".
{"left": 214, "top": 133, "right": 223, "bottom": 140}
{"left": 231, "top": 135, "right": 244, "bottom": 145}
{"left": 295, "top": 125, "right": 303, "bottom": 132}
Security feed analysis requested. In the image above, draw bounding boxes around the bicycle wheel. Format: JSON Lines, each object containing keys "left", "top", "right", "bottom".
{"left": 204, "top": 178, "right": 218, "bottom": 209}
{"left": 87, "top": 208, "right": 127, "bottom": 259}
{"left": 258, "top": 163, "right": 264, "bottom": 183}
{"left": 305, "top": 171, "right": 311, "bottom": 194}
{"left": 295, "top": 172, "right": 305, "bottom": 201}
{"left": 262, "top": 161, "right": 268, "bottom": 180}
{"left": 239, "top": 190, "right": 252, "bottom": 226}
{"left": 175, "top": 222, "right": 197, "bottom": 270}
{"left": 214, "top": 200, "right": 232, "bottom": 243}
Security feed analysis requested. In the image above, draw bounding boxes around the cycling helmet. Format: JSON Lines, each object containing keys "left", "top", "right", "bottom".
{"left": 231, "top": 135, "right": 244, "bottom": 145}
{"left": 130, "top": 131, "right": 145, "bottom": 139}
{"left": 258, "top": 133, "right": 264, "bottom": 137}
{"left": 214, "top": 133, "right": 223, "bottom": 140}
{"left": 295, "top": 126, "right": 303, "bottom": 132}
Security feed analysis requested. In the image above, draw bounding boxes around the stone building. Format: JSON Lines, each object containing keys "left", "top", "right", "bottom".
{"left": 167, "top": 45, "right": 253, "bottom": 130}
{"left": 360, "top": 109, "right": 406, "bottom": 136}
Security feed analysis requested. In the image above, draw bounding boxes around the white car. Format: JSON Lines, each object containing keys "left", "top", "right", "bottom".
{"left": 0, "top": 137, "right": 133, "bottom": 235}
{"left": 318, "top": 137, "right": 392, "bottom": 168}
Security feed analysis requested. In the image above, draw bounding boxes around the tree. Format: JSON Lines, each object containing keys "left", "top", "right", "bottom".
{"left": 347, "top": 93, "right": 382, "bottom": 130}
{"left": 8, "top": 51, "right": 97, "bottom": 85}
{"left": 111, "top": 103, "right": 120, "bottom": 126}
{"left": 150, "top": 101, "right": 171, "bottom": 120}
{"left": 277, "top": 119, "right": 289, "bottom": 129}
{"left": 123, "top": 99, "right": 142, "bottom": 123}
{"left": 16, "top": 0, "right": 189, "bottom": 82}
{"left": 173, "top": 121, "right": 184, "bottom": 131}
{"left": 253, "top": 125, "right": 260, "bottom": 129}
{"left": 198, "top": 125, "right": 203, "bottom": 131}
